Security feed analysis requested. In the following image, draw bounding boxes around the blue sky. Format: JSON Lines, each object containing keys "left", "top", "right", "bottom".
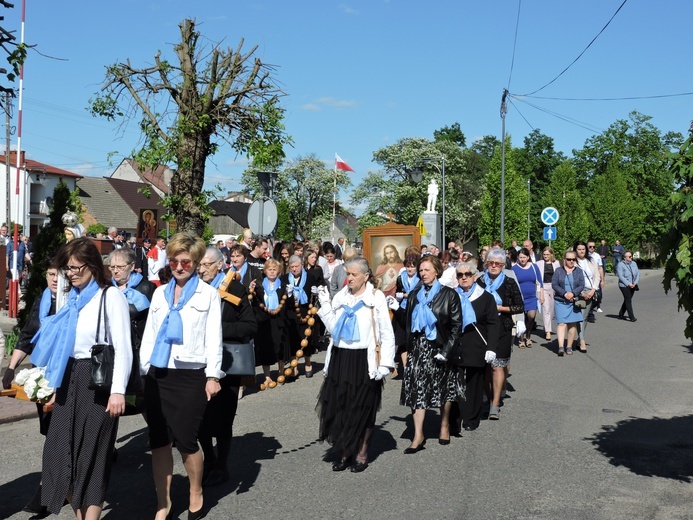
{"left": 4, "top": 1, "right": 692, "bottom": 215}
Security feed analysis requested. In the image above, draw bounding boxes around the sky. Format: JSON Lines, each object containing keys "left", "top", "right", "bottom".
{"left": 3, "top": 0, "right": 692, "bottom": 216}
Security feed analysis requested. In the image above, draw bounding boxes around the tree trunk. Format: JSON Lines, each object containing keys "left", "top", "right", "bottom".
{"left": 172, "top": 131, "right": 213, "bottom": 236}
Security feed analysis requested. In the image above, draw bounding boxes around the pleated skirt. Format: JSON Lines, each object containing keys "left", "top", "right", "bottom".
{"left": 316, "top": 347, "right": 382, "bottom": 456}
{"left": 41, "top": 358, "right": 118, "bottom": 515}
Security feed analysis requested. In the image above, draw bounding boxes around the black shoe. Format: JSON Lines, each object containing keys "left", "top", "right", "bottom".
{"left": 618, "top": 315, "right": 625, "bottom": 320}
{"left": 438, "top": 437, "right": 450, "bottom": 445}
{"left": 350, "top": 461, "right": 369, "bottom": 473}
{"left": 464, "top": 425, "right": 478, "bottom": 432}
{"left": 332, "top": 457, "right": 350, "bottom": 471}
{"left": 630, "top": 318, "right": 637, "bottom": 322}
{"left": 304, "top": 368, "right": 314, "bottom": 378}
{"left": 587, "top": 317, "right": 596, "bottom": 323}
{"left": 188, "top": 507, "right": 206, "bottom": 520}
{"left": 404, "top": 440, "right": 426, "bottom": 454}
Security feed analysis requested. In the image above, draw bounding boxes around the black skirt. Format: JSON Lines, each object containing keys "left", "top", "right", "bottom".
{"left": 199, "top": 375, "right": 240, "bottom": 438}
{"left": 316, "top": 347, "right": 383, "bottom": 456}
{"left": 41, "top": 358, "right": 119, "bottom": 514}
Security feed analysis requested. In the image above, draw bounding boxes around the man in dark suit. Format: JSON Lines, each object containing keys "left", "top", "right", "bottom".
{"left": 135, "top": 237, "right": 152, "bottom": 279}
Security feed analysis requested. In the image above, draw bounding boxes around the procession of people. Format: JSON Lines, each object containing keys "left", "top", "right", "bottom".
{"left": 1, "top": 226, "right": 639, "bottom": 518}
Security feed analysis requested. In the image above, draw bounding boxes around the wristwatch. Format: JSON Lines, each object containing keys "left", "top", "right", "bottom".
{"left": 206, "top": 377, "right": 220, "bottom": 383}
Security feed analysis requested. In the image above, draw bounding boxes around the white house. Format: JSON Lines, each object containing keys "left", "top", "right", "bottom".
{"left": 0, "top": 151, "right": 82, "bottom": 238}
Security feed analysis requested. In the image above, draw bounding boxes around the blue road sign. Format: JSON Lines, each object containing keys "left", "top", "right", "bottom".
{"left": 541, "top": 207, "right": 559, "bottom": 226}
{"left": 543, "top": 226, "right": 557, "bottom": 241}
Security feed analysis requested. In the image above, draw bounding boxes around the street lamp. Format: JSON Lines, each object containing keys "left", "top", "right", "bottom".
{"left": 408, "top": 155, "right": 446, "bottom": 248}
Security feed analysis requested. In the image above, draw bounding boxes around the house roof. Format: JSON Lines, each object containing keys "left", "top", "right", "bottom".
{"left": 106, "top": 177, "right": 167, "bottom": 215}
{"left": 209, "top": 200, "right": 251, "bottom": 228}
{"left": 77, "top": 177, "right": 138, "bottom": 230}
{"left": 123, "top": 158, "right": 171, "bottom": 195}
{"left": 0, "top": 154, "right": 82, "bottom": 179}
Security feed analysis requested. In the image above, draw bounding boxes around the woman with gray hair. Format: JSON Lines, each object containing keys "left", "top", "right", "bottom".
{"left": 452, "top": 261, "right": 500, "bottom": 431}
{"left": 477, "top": 248, "right": 523, "bottom": 420}
{"left": 315, "top": 257, "right": 395, "bottom": 472}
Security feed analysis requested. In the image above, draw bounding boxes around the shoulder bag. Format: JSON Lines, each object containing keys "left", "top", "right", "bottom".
{"left": 89, "top": 287, "right": 116, "bottom": 391}
{"left": 222, "top": 340, "right": 256, "bottom": 376}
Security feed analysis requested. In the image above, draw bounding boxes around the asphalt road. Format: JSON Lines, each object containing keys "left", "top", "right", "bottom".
{"left": 1, "top": 270, "right": 692, "bottom": 520}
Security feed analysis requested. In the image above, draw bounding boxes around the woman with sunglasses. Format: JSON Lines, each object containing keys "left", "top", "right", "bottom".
{"left": 30, "top": 238, "right": 132, "bottom": 519}
{"left": 477, "top": 249, "right": 523, "bottom": 420}
{"left": 574, "top": 240, "right": 601, "bottom": 352}
{"left": 551, "top": 251, "right": 585, "bottom": 356}
{"left": 453, "top": 261, "right": 500, "bottom": 431}
{"left": 139, "top": 232, "right": 223, "bottom": 520}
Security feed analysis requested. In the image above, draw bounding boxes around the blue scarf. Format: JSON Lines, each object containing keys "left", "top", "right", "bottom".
{"left": 149, "top": 273, "right": 200, "bottom": 368}
{"left": 114, "top": 272, "right": 151, "bottom": 312}
{"left": 288, "top": 268, "right": 308, "bottom": 304}
{"left": 263, "top": 277, "right": 281, "bottom": 310}
{"left": 456, "top": 284, "right": 478, "bottom": 330}
{"left": 332, "top": 300, "right": 365, "bottom": 345}
{"left": 30, "top": 279, "right": 101, "bottom": 390}
{"left": 231, "top": 262, "right": 248, "bottom": 282}
{"left": 411, "top": 280, "right": 441, "bottom": 341}
{"left": 400, "top": 273, "right": 420, "bottom": 309}
{"left": 482, "top": 270, "right": 505, "bottom": 305}
{"left": 209, "top": 271, "right": 226, "bottom": 289}
{"left": 38, "top": 287, "right": 53, "bottom": 322}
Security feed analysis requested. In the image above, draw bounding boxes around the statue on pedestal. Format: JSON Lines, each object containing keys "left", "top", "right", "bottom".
{"left": 426, "top": 179, "right": 439, "bottom": 213}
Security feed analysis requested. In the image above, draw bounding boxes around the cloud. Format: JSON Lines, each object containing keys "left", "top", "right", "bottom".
{"left": 301, "top": 97, "right": 358, "bottom": 111}
{"left": 338, "top": 4, "right": 358, "bottom": 15}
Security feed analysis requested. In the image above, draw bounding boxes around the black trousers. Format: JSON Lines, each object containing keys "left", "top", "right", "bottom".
{"left": 460, "top": 366, "right": 486, "bottom": 429}
{"left": 619, "top": 286, "right": 636, "bottom": 320}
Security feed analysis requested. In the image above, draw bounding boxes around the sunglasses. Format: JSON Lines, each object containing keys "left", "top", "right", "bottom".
{"left": 456, "top": 272, "right": 473, "bottom": 278}
{"left": 565, "top": 258, "right": 576, "bottom": 262}
{"left": 169, "top": 259, "right": 194, "bottom": 269}
{"left": 487, "top": 261, "right": 504, "bottom": 267}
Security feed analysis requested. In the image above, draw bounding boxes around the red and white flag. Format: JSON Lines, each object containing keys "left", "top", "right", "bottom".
{"left": 335, "top": 153, "right": 354, "bottom": 172}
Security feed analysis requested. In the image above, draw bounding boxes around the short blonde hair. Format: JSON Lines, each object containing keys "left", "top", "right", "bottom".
{"left": 166, "top": 232, "right": 206, "bottom": 263}
{"left": 264, "top": 258, "right": 281, "bottom": 272}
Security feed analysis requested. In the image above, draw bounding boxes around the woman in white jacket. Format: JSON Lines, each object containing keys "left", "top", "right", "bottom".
{"left": 139, "top": 232, "right": 223, "bottom": 520}
{"left": 316, "top": 257, "right": 395, "bottom": 473}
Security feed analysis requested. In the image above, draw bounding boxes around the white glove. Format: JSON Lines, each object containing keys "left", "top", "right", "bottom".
{"left": 515, "top": 320, "right": 526, "bottom": 337}
{"left": 311, "top": 286, "right": 320, "bottom": 294}
{"left": 395, "top": 292, "right": 404, "bottom": 302}
{"left": 434, "top": 353, "right": 447, "bottom": 363}
{"left": 317, "top": 285, "right": 331, "bottom": 306}
{"left": 285, "top": 284, "right": 294, "bottom": 296}
{"left": 484, "top": 350, "right": 497, "bottom": 363}
{"left": 374, "top": 366, "right": 390, "bottom": 381}
{"left": 386, "top": 296, "right": 400, "bottom": 311}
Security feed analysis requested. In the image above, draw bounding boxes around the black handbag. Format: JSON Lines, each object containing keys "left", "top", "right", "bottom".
{"left": 89, "top": 287, "right": 116, "bottom": 391}
{"left": 221, "top": 340, "right": 256, "bottom": 376}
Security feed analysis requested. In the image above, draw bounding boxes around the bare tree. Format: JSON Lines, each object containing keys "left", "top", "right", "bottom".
{"left": 90, "top": 18, "right": 290, "bottom": 234}
{"left": 0, "top": 1, "right": 27, "bottom": 98}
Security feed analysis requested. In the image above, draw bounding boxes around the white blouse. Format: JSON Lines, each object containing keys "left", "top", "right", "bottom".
{"left": 74, "top": 287, "right": 133, "bottom": 395}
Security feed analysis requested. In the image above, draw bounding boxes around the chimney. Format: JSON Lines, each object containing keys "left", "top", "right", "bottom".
{"left": 8, "top": 150, "right": 26, "bottom": 166}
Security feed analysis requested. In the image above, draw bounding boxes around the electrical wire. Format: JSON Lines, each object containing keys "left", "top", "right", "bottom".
{"left": 519, "top": 0, "right": 629, "bottom": 97}
{"left": 506, "top": 0, "right": 522, "bottom": 90}
{"left": 516, "top": 91, "right": 693, "bottom": 101}
{"left": 511, "top": 95, "right": 603, "bottom": 134}
{"left": 508, "top": 99, "right": 534, "bottom": 131}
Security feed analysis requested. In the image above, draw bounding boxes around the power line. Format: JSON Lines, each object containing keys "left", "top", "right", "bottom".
{"left": 519, "top": 0, "right": 630, "bottom": 97}
{"left": 506, "top": 0, "right": 522, "bottom": 90}
{"left": 518, "top": 91, "right": 693, "bottom": 101}
{"left": 511, "top": 95, "right": 603, "bottom": 134}
{"left": 508, "top": 98, "right": 534, "bottom": 131}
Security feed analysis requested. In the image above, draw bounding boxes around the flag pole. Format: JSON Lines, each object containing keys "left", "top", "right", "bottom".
{"left": 332, "top": 154, "right": 337, "bottom": 245}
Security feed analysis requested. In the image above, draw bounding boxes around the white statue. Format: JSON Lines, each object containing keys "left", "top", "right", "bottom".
{"left": 426, "top": 179, "right": 439, "bottom": 213}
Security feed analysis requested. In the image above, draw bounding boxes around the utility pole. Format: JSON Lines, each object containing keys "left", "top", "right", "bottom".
{"left": 4, "top": 91, "right": 10, "bottom": 227}
{"left": 500, "top": 89, "right": 508, "bottom": 245}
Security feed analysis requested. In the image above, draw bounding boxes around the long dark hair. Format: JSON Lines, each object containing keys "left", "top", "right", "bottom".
{"left": 57, "top": 237, "right": 109, "bottom": 287}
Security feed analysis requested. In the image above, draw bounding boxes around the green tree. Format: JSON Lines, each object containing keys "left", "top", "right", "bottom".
{"left": 90, "top": 19, "right": 291, "bottom": 236}
{"left": 660, "top": 124, "right": 693, "bottom": 340}
{"left": 17, "top": 180, "right": 78, "bottom": 326}
{"left": 0, "top": 1, "right": 27, "bottom": 96}
{"left": 433, "top": 122, "right": 466, "bottom": 148}
{"left": 573, "top": 111, "right": 683, "bottom": 248}
{"left": 478, "top": 137, "right": 526, "bottom": 246}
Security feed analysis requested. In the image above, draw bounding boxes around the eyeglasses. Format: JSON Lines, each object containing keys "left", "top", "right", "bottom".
{"left": 46, "top": 271, "right": 60, "bottom": 278}
{"left": 64, "top": 264, "right": 87, "bottom": 274}
{"left": 198, "top": 261, "right": 218, "bottom": 269}
{"left": 588, "top": 245, "right": 595, "bottom": 248}
{"left": 108, "top": 264, "right": 131, "bottom": 272}
{"left": 487, "top": 261, "right": 504, "bottom": 268}
{"left": 564, "top": 258, "right": 576, "bottom": 262}
{"left": 169, "top": 259, "right": 193, "bottom": 269}
{"left": 456, "top": 272, "right": 473, "bottom": 278}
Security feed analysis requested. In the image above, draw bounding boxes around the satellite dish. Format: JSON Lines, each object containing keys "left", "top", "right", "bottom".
{"left": 247, "top": 199, "right": 278, "bottom": 236}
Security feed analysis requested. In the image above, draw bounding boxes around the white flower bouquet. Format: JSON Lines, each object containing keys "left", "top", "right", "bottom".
{"left": 14, "top": 367, "right": 54, "bottom": 402}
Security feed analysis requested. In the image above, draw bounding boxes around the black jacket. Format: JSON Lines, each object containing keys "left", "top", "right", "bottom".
{"left": 221, "top": 280, "right": 257, "bottom": 343}
{"left": 129, "top": 278, "right": 157, "bottom": 350}
{"left": 476, "top": 276, "right": 523, "bottom": 332}
{"left": 401, "top": 283, "right": 462, "bottom": 360}
{"left": 451, "top": 290, "right": 500, "bottom": 367}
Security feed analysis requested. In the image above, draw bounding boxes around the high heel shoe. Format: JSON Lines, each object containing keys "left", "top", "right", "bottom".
{"left": 188, "top": 507, "right": 206, "bottom": 520}
{"left": 404, "top": 439, "right": 426, "bottom": 454}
